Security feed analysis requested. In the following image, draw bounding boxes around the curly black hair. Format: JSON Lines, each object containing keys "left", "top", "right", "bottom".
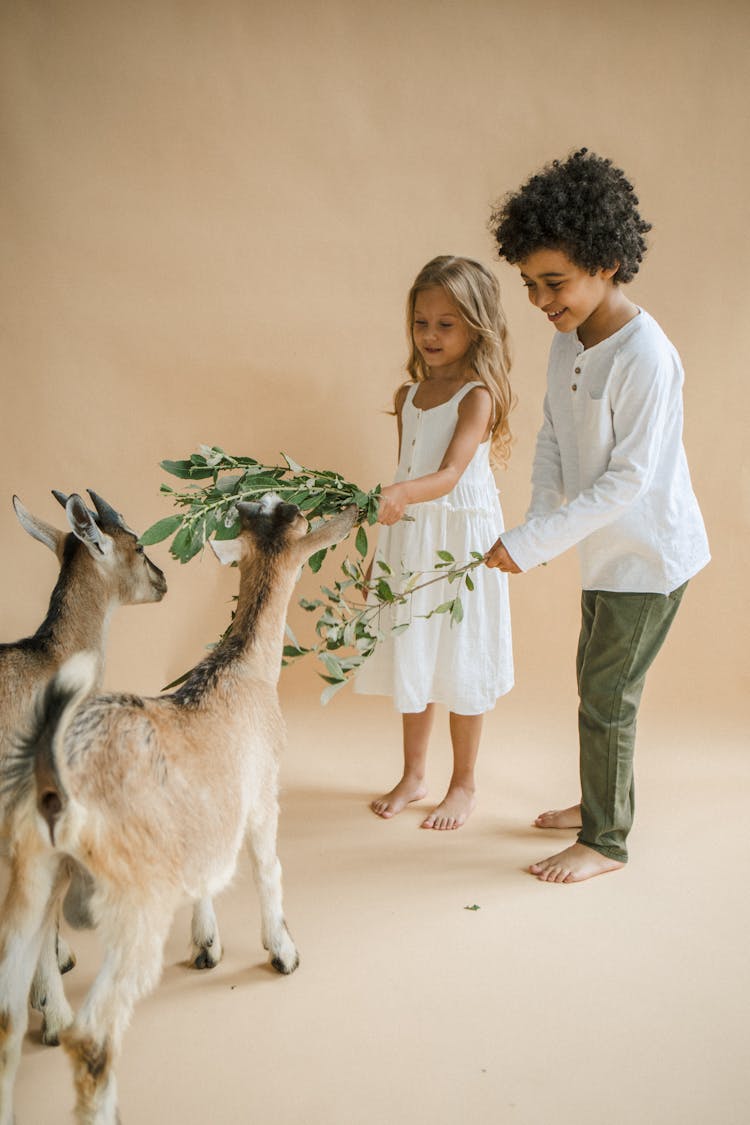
{"left": 489, "top": 149, "right": 651, "bottom": 284}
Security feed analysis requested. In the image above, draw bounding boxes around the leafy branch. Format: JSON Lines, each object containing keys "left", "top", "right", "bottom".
{"left": 140, "top": 444, "right": 381, "bottom": 571}
{"left": 286, "top": 549, "right": 485, "bottom": 704}
{"left": 143, "top": 446, "right": 486, "bottom": 702}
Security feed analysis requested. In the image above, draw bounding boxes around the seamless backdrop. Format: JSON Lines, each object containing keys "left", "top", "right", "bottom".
{"left": 2, "top": 4, "right": 749, "bottom": 1124}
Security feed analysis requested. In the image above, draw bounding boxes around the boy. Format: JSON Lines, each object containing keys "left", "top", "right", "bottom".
{"left": 485, "top": 149, "right": 710, "bottom": 883}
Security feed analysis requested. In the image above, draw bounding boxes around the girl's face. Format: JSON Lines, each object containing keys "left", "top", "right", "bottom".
{"left": 412, "top": 286, "right": 473, "bottom": 378}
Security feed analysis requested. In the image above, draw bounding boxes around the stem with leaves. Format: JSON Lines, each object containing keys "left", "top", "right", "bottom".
{"left": 142, "top": 446, "right": 487, "bottom": 702}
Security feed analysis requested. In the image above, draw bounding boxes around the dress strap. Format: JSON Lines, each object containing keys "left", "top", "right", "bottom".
{"left": 456, "top": 380, "right": 495, "bottom": 430}
{"left": 454, "top": 381, "right": 483, "bottom": 405}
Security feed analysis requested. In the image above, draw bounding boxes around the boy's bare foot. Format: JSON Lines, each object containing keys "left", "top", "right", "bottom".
{"left": 421, "top": 785, "right": 475, "bottom": 831}
{"left": 533, "top": 804, "right": 582, "bottom": 829}
{"left": 529, "top": 842, "right": 625, "bottom": 883}
{"left": 370, "top": 777, "right": 427, "bottom": 819}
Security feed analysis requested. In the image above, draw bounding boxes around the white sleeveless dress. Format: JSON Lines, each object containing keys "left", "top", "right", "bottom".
{"left": 354, "top": 382, "right": 514, "bottom": 715}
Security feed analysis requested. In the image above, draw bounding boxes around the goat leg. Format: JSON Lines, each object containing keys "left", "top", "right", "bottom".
{"left": 246, "top": 797, "right": 299, "bottom": 975}
{"left": 189, "top": 896, "right": 222, "bottom": 970}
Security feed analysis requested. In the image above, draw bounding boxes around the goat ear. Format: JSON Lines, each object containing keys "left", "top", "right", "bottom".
{"left": 66, "top": 495, "right": 112, "bottom": 558}
{"left": 209, "top": 536, "right": 244, "bottom": 565}
{"left": 13, "top": 496, "right": 64, "bottom": 554}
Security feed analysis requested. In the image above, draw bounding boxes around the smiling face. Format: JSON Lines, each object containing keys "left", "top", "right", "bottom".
{"left": 412, "top": 286, "right": 474, "bottom": 378}
{"left": 519, "top": 248, "right": 627, "bottom": 348}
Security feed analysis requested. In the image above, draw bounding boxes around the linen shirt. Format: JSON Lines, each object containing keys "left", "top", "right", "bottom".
{"left": 501, "top": 309, "right": 710, "bottom": 593}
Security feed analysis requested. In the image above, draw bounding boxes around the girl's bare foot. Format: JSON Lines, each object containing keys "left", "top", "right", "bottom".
{"left": 533, "top": 804, "right": 582, "bottom": 829}
{"left": 529, "top": 842, "right": 625, "bottom": 883}
{"left": 421, "top": 784, "right": 475, "bottom": 831}
{"left": 370, "top": 777, "right": 427, "bottom": 819}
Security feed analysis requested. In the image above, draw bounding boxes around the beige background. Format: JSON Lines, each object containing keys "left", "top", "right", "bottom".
{"left": 1, "top": 2, "right": 748, "bottom": 1123}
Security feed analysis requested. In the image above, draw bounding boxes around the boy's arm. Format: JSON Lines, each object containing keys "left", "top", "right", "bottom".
{"left": 496, "top": 351, "right": 676, "bottom": 572}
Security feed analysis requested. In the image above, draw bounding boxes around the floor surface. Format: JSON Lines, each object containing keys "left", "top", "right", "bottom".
{"left": 10, "top": 686, "right": 749, "bottom": 1125}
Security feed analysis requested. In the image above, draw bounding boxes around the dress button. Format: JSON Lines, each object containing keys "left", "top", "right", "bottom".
{"left": 571, "top": 384, "right": 578, "bottom": 392}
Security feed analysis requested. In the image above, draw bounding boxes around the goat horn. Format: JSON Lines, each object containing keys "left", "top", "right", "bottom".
{"left": 52, "top": 489, "right": 70, "bottom": 509}
{"left": 87, "top": 490, "right": 125, "bottom": 529}
{"left": 236, "top": 501, "right": 263, "bottom": 522}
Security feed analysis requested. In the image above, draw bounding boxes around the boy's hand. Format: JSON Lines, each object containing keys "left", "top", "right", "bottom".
{"left": 377, "top": 484, "right": 409, "bottom": 526}
{"left": 484, "top": 538, "right": 521, "bottom": 573}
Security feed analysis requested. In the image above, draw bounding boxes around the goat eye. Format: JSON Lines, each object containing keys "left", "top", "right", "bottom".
{"left": 135, "top": 544, "right": 145, "bottom": 555}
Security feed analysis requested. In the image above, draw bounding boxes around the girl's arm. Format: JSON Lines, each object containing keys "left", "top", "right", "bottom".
{"left": 377, "top": 387, "right": 492, "bottom": 526}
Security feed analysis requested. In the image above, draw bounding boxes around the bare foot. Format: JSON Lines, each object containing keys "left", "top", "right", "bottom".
{"left": 533, "top": 804, "right": 582, "bottom": 829}
{"left": 529, "top": 842, "right": 625, "bottom": 883}
{"left": 421, "top": 785, "right": 475, "bottom": 831}
{"left": 370, "top": 777, "right": 427, "bottom": 819}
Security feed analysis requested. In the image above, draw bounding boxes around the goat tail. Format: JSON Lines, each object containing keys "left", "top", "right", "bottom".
{"left": 30, "top": 652, "right": 97, "bottom": 846}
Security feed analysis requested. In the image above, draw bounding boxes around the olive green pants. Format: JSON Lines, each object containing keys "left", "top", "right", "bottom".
{"left": 577, "top": 582, "right": 687, "bottom": 863}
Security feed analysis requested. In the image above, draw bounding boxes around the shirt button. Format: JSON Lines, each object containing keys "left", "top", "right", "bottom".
{"left": 575, "top": 367, "right": 581, "bottom": 374}
{"left": 571, "top": 384, "right": 578, "bottom": 392}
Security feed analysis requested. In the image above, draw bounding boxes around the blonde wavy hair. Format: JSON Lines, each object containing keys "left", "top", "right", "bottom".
{"left": 400, "top": 255, "right": 514, "bottom": 466}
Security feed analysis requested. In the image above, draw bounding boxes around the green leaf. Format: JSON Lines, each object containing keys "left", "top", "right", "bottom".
{"left": 320, "top": 653, "right": 346, "bottom": 681}
{"left": 355, "top": 525, "right": 368, "bottom": 557}
{"left": 216, "top": 473, "right": 244, "bottom": 494}
{"left": 160, "top": 459, "right": 195, "bottom": 479}
{"left": 299, "top": 598, "right": 323, "bottom": 611}
{"left": 376, "top": 578, "right": 395, "bottom": 603}
{"left": 465, "top": 573, "right": 475, "bottom": 591}
{"left": 450, "top": 598, "right": 464, "bottom": 624}
{"left": 161, "top": 459, "right": 215, "bottom": 480}
{"left": 437, "top": 550, "right": 455, "bottom": 563}
{"left": 308, "top": 549, "right": 328, "bottom": 573}
{"left": 320, "top": 678, "right": 349, "bottom": 705}
{"left": 138, "top": 515, "right": 183, "bottom": 546}
{"left": 213, "top": 517, "right": 240, "bottom": 541}
{"left": 282, "top": 452, "right": 304, "bottom": 472}
{"left": 170, "top": 523, "right": 200, "bottom": 563}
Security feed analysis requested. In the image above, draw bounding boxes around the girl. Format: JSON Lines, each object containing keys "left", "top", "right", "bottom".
{"left": 355, "top": 256, "right": 515, "bottom": 830}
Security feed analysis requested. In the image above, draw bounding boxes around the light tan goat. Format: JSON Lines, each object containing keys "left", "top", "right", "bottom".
{"left": 0, "top": 495, "right": 356, "bottom": 1125}
{"left": 0, "top": 491, "right": 167, "bottom": 1047}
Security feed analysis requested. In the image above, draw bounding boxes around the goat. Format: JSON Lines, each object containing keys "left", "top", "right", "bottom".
{"left": 0, "top": 496, "right": 356, "bottom": 1124}
{"left": 0, "top": 491, "right": 167, "bottom": 1047}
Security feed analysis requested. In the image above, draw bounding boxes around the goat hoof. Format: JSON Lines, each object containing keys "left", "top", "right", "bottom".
{"left": 41, "top": 1023, "right": 61, "bottom": 1048}
{"left": 192, "top": 947, "right": 221, "bottom": 971}
{"left": 271, "top": 951, "right": 299, "bottom": 975}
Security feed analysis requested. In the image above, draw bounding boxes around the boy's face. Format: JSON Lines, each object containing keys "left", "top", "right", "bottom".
{"left": 518, "top": 249, "right": 619, "bottom": 338}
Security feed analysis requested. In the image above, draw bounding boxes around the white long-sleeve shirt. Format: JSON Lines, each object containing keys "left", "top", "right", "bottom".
{"left": 502, "top": 309, "right": 710, "bottom": 593}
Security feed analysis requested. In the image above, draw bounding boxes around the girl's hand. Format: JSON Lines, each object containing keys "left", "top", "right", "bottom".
{"left": 377, "top": 483, "right": 410, "bottom": 526}
{"left": 484, "top": 537, "right": 521, "bottom": 573}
